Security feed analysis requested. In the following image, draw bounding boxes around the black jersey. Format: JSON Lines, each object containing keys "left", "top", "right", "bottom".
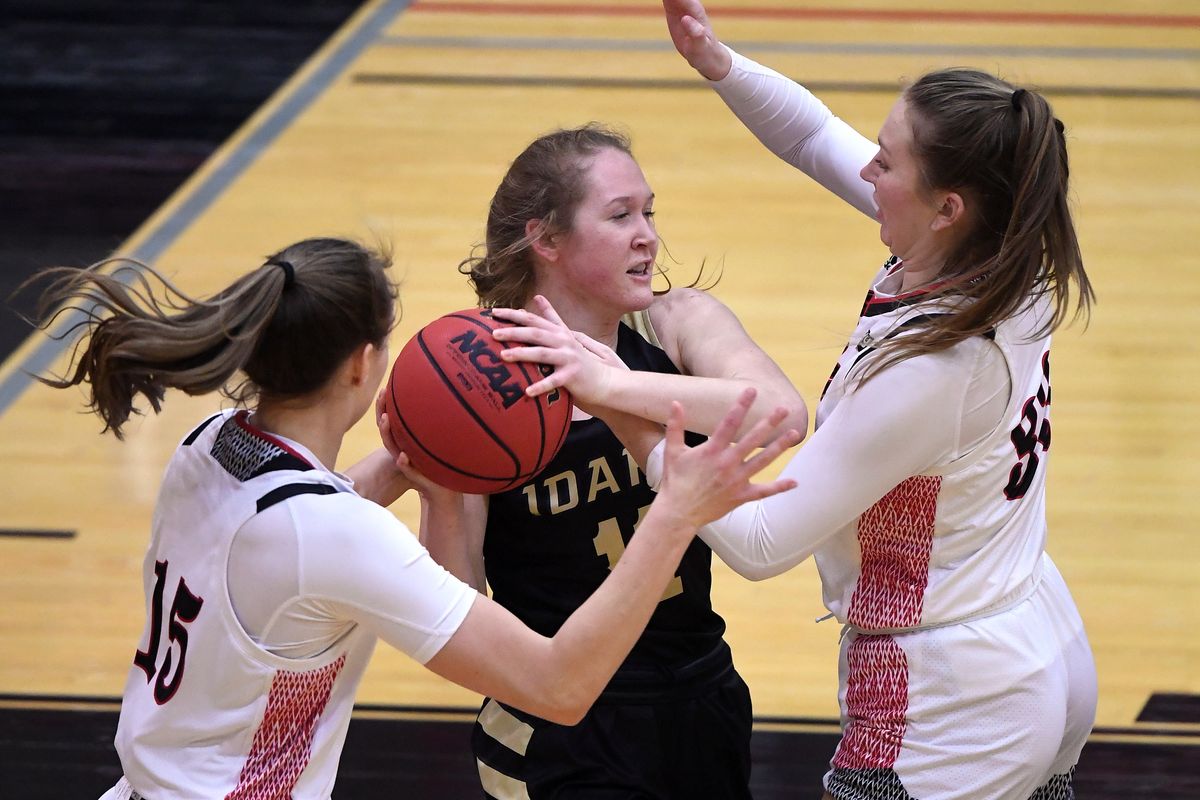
{"left": 483, "top": 321, "right": 727, "bottom": 679}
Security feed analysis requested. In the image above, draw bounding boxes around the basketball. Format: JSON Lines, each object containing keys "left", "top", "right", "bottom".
{"left": 382, "top": 308, "right": 572, "bottom": 494}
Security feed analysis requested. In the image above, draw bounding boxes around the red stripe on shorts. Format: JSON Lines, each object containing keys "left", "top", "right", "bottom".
{"left": 833, "top": 635, "right": 908, "bottom": 769}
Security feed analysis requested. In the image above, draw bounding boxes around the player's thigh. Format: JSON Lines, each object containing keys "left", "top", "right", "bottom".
{"left": 663, "top": 671, "right": 753, "bottom": 799}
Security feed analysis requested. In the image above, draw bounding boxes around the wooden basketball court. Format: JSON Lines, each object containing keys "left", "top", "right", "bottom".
{"left": 1, "top": 0, "right": 1196, "bottom": 794}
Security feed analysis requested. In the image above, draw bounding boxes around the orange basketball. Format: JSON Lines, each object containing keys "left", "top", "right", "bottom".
{"left": 382, "top": 308, "right": 572, "bottom": 494}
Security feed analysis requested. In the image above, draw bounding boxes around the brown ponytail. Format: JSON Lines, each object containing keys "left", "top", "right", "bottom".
{"left": 871, "top": 68, "right": 1094, "bottom": 372}
{"left": 27, "top": 237, "right": 396, "bottom": 437}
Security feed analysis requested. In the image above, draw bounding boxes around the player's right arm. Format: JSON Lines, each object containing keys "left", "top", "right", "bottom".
{"left": 376, "top": 399, "right": 488, "bottom": 591}
{"left": 663, "top": 0, "right": 877, "bottom": 219}
{"left": 425, "top": 391, "right": 799, "bottom": 724}
{"left": 417, "top": 489, "right": 488, "bottom": 592}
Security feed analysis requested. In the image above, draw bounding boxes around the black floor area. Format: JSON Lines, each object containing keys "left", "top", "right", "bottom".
{"left": 2, "top": 701, "right": 1198, "bottom": 798}
{"left": 0, "top": 0, "right": 364, "bottom": 361}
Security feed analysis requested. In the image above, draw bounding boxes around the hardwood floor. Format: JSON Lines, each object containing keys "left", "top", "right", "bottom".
{"left": 1, "top": 0, "right": 1196, "bottom": 795}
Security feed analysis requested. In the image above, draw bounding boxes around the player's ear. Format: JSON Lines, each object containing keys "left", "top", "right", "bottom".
{"left": 347, "top": 342, "right": 375, "bottom": 387}
{"left": 930, "top": 190, "right": 966, "bottom": 232}
{"left": 527, "top": 218, "right": 560, "bottom": 263}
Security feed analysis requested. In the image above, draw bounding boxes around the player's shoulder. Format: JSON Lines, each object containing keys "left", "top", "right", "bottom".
{"left": 253, "top": 484, "right": 412, "bottom": 547}
{"left": 649, "top": 285, "right": 722, "bottom": 317}
{"left": 644, "top": 287, "right": 736, "bottom": 360}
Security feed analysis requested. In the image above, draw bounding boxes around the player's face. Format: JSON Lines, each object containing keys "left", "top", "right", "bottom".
{"left": 860, "top": 98, "right": 946, "bottom": 265}
{"left": 551, "top": 148, "right": 658, "bottom": 314}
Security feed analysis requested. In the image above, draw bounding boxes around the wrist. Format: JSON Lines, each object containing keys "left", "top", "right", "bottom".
{"left": 698, "top": 43, "right": 732, "bottom": 82}
{"left": 640, "top": 496, "right": 699, "bottom": 548}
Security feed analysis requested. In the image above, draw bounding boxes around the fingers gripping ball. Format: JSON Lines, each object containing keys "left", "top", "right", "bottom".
{"left": 384, "top": 308, "right": 572, "bottom": 493}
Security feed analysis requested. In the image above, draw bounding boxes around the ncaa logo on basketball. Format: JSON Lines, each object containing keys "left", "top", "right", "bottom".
{"left": 449, "top": 328, "right": 524, "bottom": 409}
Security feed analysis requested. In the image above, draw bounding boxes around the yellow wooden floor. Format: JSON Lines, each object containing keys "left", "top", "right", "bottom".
{"left": 1, "top": 0, "right": 1197, "bottom": 740}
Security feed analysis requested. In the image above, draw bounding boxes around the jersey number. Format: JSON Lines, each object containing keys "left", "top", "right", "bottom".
{"left": 592, "top": 504, "right": 683, "bottom": 602}
{"left": 1005, "top": 352, "right": 1052, "bottom": 501}
{"left": 133, "top": 559, "right": 204, "bottom": 704}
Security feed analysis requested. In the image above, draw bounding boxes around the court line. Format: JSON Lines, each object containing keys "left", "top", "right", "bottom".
{"left": 0, "top": 529, "right": 75, "bottom": 540}
{"left": 380, "top": 34, "right": 1200, "bottom": 62}
{"left": 409, "top": 1, "right": 1200, "bottom": 28}
{"left": 352, "top": 72, "right": 1200, "bottom": 101}
{"left": 0, "top": 0, "right": 415, "bottom": 419}
{"left": 3, "top": 693, "right": 1197, "bottom": 743}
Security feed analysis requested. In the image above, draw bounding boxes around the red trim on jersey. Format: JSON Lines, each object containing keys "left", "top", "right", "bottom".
{"left": 862, "top": 279, "right": 955, "bottom": 310}
{"left": 233, "top": 410, "right": 314, "bottom": 468}
{"left": 225, "top": 654, "right": 346, "bottom": 799}
{"left": 848, "top": 475, "right": 940, "bottom": 630}
{"left": 832, "top": 635, "right": 908, "bottom": 770}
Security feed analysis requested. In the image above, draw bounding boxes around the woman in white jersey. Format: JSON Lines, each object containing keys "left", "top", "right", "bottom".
{"left": 494, "top": 2, "right": 1100, "bottom": 798}
{"left": 28, "top": 236, "right": 799, "bottom": 800}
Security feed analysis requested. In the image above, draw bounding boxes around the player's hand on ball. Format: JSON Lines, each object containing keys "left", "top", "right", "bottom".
{"left": 658, "top": 388, "right": 800, "bottom": 528}
{"left": 492, "top": 295, "right": 620, "bottom": 407}
{"left": 393, "top": 452, "right": 467, "bottom": 506}
{"left": 376, "top": 390, "right": 465, "bottom": 501}
{"left": 376, "top": 389, "right": 403, "bottom": 460}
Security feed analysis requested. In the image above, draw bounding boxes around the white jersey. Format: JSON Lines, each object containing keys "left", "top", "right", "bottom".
{"left": 110, "top": 410, "right": 475, "bottom": 800}
{"left": 812, "top": 261, "right": 1053, "bottom": 630}
{"left": 680, "top": 45, "right": 1052, "bottom": 625}
{"left": 674, "top": 45, "right": 1096, "bottom": 798}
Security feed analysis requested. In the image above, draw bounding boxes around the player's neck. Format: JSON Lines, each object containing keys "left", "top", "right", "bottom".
{"left": 251, "top": 401, "right": 344, "bottom": 471}
{"left": 527, "top": 291, "right": 621, "bottom": 351}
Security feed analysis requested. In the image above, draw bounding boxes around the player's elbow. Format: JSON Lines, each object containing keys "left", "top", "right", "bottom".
{"left": 746, "top": 392, "right": 808, "bottom": 445}
{"left": 534, "top": 682, "right": 594, "bottom": 726}
{"left": 778, "top": 401, "right": 809, "bottom": 444}
{"left": 727, "top": 559, "right": 789, "bottom": 582}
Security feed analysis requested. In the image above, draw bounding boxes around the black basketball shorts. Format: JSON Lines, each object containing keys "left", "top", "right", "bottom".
{"left": 471, "top": 666, "right": 753, "bottom": 799}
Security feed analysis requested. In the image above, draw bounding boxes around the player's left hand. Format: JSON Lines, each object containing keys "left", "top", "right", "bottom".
{"left": 490, "top": 295, "right": 624, "bottom": 410}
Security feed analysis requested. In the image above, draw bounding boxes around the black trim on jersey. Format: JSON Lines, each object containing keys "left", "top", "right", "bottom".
{"left": 848, "top": 313, "right": 949, "bottom": 372}
{"left": 182, "top": 413, "right": 223, "bottom": 446}
{"left": 210, "top": 413, "right": 316, "bottom": 480}
{"left": 860, "top": 256, "right": 967, "bottom": 318}
{"left": 848, "top": 313, "right": 996, "bottom": 373}
{"left": 862, "top": 296, "right": 903, "bottom": 317}
{"left": 256, "top": 482, "right": 339, "bottom": 513}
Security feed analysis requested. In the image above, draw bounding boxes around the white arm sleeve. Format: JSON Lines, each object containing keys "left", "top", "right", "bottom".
{"left": 698, "top": 339, "right": 1009, "bottom": 580}
{"left": 712, "top": 45, "right": 879, "bottom": 219}
{"left": 229, "top": 494, "right": 476, "bottom": 664}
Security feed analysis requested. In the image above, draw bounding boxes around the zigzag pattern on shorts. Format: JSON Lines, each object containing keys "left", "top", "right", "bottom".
{"left": 1028, "top": 767, "right": 1076, "bottom": 800}
{"left": 826, "top": 766, "right": 915, "bottom": 799}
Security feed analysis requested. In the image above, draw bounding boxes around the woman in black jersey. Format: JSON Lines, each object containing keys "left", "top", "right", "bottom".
{"left": 419, "top": 125, "right": 807, "bottom": 799}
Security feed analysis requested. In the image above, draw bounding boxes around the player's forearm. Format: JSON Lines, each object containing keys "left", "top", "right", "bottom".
{"left": 345, "top": 448, "right": 411, "bottom": 506}
{"left": 591, "top": 407, "right": 665, "bottom": 470}
{"left": 420, "top": 497, "right": 486, "bottom": 591}
{"left": 600, "top": 368, "right": 805, "bottom": 442}
{"left": 712, "top": 45, "right": 878, "bottom": 219}
{"left": 529, "top": 502, "right": 695, "bottom": 721}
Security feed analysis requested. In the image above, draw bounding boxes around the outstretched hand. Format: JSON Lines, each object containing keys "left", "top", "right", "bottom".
{"left": 657, "top": 388, "right": 800, "bottom": 528}
{"left": 662, "top": 0, "right": 731, "bottom": 81}
{"left": 490, "top": 295, "right": 622, "bottom": 412}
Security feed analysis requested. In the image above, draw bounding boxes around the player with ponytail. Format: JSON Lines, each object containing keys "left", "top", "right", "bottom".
{"left": 642, "top": 2, "right": 1100, "bottom": 798}
{"left": 29, "top": 235, "right": 799, "bottom": 799}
